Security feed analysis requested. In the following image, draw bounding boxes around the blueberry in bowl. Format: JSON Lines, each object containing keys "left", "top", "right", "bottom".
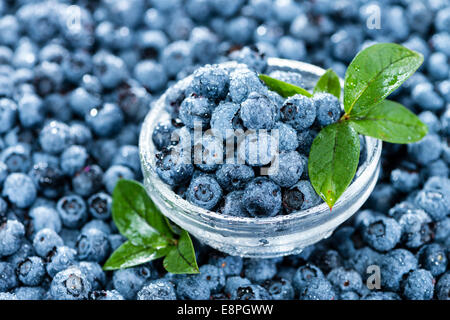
{"left": 140, "top": 56, "right": 385, "bottom": 258}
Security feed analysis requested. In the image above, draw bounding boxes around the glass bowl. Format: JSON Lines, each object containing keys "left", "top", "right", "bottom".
{"left": 139, "top": 58, "right": 382, "bottom": 258}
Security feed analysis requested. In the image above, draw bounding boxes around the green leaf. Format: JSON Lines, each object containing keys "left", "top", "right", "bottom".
{"left": 348, "top": 100, "right": 428, "bottom": 143}
{"left": 308, "top": 122, "right": 360, "bottom": 208}
{"left": 103, "top": 241, "right": 169, "bottom": 270}
{"left": 313, "top": 69, "right": 341, "bottom": 99}
{"left": 112, "top": 180, "right": 172, "bottom": 247}
{"left": 163, "top": 230, "right": 199, "bottom": 274}
{"left": 344, "top": 43, "right": 423, "bottom": 115}
{"left": 259, "top": 74, "right": 312, "bottom": 98}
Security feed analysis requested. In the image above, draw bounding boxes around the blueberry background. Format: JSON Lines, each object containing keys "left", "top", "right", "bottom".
{"left": 0, "top": 0, "right": 449, "bottom": 300}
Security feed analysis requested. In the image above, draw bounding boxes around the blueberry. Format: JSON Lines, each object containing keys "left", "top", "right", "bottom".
{"left": 0, "top": 262, "right": 18, "bottom": 292}
{"left": 39, "top": 121, "right": 72, "bottom": 155}
{"left": 190, "top": 65, "right": 229, "bottom": 100}
{"left": 232, "top": 46, "right": 267, "bottom": 72}
{"left": 108, "top": 234, "right": 126, "bottom": 251}
{"left": 85, "top": 103, "right": 124, "bottom": 138}
{"left": 326, "top": 268, "right": 362, "bottom": 293}
{"left": 32, "top": 228, "right": 63, "bottom": 258}
{"left": 134, "top": 60, "right": 168, "bottom": 92}
{"left": 240, "top": 92, "right": 277, "bottom": 130}
{"left": 263, "top": 278, "right": 295, "bottom": 300}
{"left": 297, "top": 129, "right": 318, "bottom": 155}
{"left": 62, "top": 50, "right": 93, "bottom": 83}
{"left": 313, "top": 93, "right": 342, "bottom": 127}
{"left": 103, "top": 165, "right": 135, "bottom": 194}
{"left": 283, "top": 180, "right": 323, "bottom": 213}
{"left": 69, "top": 122, "right": 93, "bottom": 146}
{"left": 402, "top": 269, "right": 434, "bottom": 300}
{"left": 87, "top": 192, "right": 112, "bottom": 220}
{"left": 137, "top": 279, "right": 177, "bottom": 300}
{"left": 46, "top": 246, "right": 77, "bottom": 277}
{"left": 17, "top": 256, "right": 46, "bottom": 286}
{"left": 152, "top": 122, "right": 175, "bottom": 151}
{"left": 299, "top": 277, "right": 336, "bottom": 300}
{"left": 277, "top": 36, "right": 306, "bottom": 61}
{"left": 379, "top": 249, "right": 418, "bottom": 292}
{"left": 269, "top": 151, "right": 304, "bottom": 187}
{"left": 220, "top": 191, "right": 248, "bottom": 217}
{"left": 226, "top": 16, "right": 257, "bottom": 45}
{"left": 92, "top": 52, "right": 127, "bottom": 89}
{"left": 292, "top": 264, "right": 324, "bottom": 294}
{"left": 414, "top": 188, "right": 450, "bottom": 221}
{"left": 237, "top": 131, "right": 278, "bottom": 167}
{"left": 235, "top": 284, "right": 272, "bottom": 300}
{"left": 417, "top": 244, "right": 448, "bottom": 277}
{"left": 112, "top": 145, "right": 140, "bottom": 175}
{"left": 176, "top": 275, "right": 211, "bottom": 300}
{"left": 90, "top": 290, "right": 124, "bottom": 300}
{"left": 56, "top": 195, "right": 88, "bottom": 229}
{"left": 17, "top": 93, "right": 45, "bottom": 128}
{"left": 362, "top": 291, "right": 401, "bottom": 300}
{"left": 60, "top": 145, "right": 88, "bottom": 176}
{"left": 76, "top": 228, "right": 110, "bottom": 263}
{"left": 244, "top": 259, "right": 277, "bottom": 284}
{"left": 390, "top": 168, "right": 420, "bottom": 193}
{"left": 50, "top": 267, "right": 91, "bottom": 300}
{"left": 427, "top": 52, "right": 449, "bottom": 81}
{"left": 1, "top": 144, "right": 31, "bottom": 172}
{"left": 274, "top": 122, "right": 299, "bottom": 152}
{"left": 113, "top": 267, "right": 148, "bottom": 300}
{"left": 436, "top": 272, "right": 450, "bottom": 300}
{"left": 3, "top": 173, "right": 36, "bottom": 208}
{"left": 210, "top": 101, "right": 243, "bottom": 140}
{"left": 199, "top": 264, "right": 226, "bottom": 293}
{"left": 0, "top": 98, "right": 17, "bottom": 134}
{"left": 161, "top": 41, "right": 193, "bottom": 77}
{"left": 362, "top": 216, "right": 402, "bottom": 252}
{"left": 179, "top": 94, "right": 214, "bottom": 129}
{"left": 69, "top": 87, "right": 101, "bottom": 117}
{"left": 77, "top": 261, "right": 106, "bottom": 290}
{"left": 186, "top": 174, "right": 222, "bottom": 210}
{"left": 215, "top": 164, "right": 254, "bottom": 192}
{"left": 281, "top": 94, "right": 316, "bottom": 131}
{"left": 0, "top": 220, "right": 25, "bottom": 257}
{"left": 412, "top": 82, "right": 444, "bottom": 111}
{"left": 225, "top": 276, "right": 251, "bottom": 296}
{"left": 72, "top": 165, "right": 104, "bottom": 197}
{"left": 81, "top": 220, "right": 112, "bottom": 236}
{"left": 398, "top": 209, "right": 433, "bottom": 249}
{"left": 311, "top": 249, "right": 343, "bottom": 274}
{"left": 29, "top": 162, "right": 66, "bottom": 199}
{"left": 228, "top": 68, "right": 266, "bottom": 104}
{"left": 0, "top": 293, "right": 17, "bottom": 300}
{"left": 13, "top": 287, "right": 45, "bottom": 300}
{"left": 242, "top": 177, "right": 282, "bottom": 217}
{"left": 208, "top": 253, "right": 243, "bottom": 276}
{"left": 193, "top": 133, "right": 223, "bottom": 172}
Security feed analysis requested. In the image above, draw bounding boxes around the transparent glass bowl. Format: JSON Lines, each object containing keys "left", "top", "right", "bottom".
{"left": 139, "top": 58, "right": 382, "bottom": 258}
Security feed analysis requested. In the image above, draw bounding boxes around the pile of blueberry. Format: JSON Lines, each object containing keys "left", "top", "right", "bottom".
{"left": 0, "top": 0, "right": 449, "bottom": 300}
{"left": 152, "top": 61, "right": 345, "bottom": 217}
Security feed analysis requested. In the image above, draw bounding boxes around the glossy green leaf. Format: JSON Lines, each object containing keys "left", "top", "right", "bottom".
{"left": 344, "top": 43, "right": 423, "bottom": 115}
{"left": 313, "top": 69, "right": 341, "bottom": 99}
{"left": 103, "top": 241, "right": 169, "bottom": 270}
{"left": 308, "top": 122, "right": 360, "bottom": 208}
{"left": 163, "top": 230, "right": 199, "bottom": 274}
{"left": 112, "top": 179, "right": 171, "bottom": 247}
{"left": 259, "top": 74, "right": 312, "bottom": 98}
{"left": 349, "top": 100, "right": 428, "bottom": 143}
